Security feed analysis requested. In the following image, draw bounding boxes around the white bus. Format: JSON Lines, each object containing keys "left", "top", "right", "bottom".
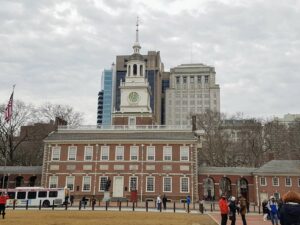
{"left": 0, "top": 187, "right": 70, "bottom": 207}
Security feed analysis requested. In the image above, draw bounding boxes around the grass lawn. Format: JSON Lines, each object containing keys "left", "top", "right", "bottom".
{"left": 2, "top": 211, "right": 218, "bottom": 225}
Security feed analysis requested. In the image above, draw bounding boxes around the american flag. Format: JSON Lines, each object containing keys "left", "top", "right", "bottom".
{"left": 4, "top": 92, "right": 14, "bottom": 123}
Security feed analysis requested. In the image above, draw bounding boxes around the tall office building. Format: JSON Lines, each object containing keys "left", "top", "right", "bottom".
{"left": 165, "top": 64, "right": 220, "bottom": 126}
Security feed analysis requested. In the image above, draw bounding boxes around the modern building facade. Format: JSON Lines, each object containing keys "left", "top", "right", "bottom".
{"left": 165, "top": 64, "right": 220, "bottom": 126}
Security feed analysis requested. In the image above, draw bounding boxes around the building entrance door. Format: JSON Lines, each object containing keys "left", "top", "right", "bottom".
{"left": 113, "top": 176, "right": 124, "bottom": 197}
{"left": 260, "top": 193, "right": 268, "bottom": 204}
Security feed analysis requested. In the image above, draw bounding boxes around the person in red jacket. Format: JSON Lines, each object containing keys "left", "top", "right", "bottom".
{"left": 219, "top": 194, "right": 229, "bottom": 225}
{"left": 0, "top": 192, "right": 9, "bottom": 219}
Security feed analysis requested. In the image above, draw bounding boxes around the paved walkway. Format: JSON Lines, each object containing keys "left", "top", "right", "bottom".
{"left": 208, "top": 213, "right": 273, "bottom": 225}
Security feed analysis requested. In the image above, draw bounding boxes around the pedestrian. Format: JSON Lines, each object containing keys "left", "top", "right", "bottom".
{"left": 219, "top": 194, "right": 229, "bottom": 225}
{"left": 156, "top": 195, "right": 161, "bottom": 211}
{"left": 91, "top": 196, "right": 96, "bottom": 208}
{"left": 228, "top": 196, "right": 238, "bottom": 225}
{"left": 279, "top": 190, "right": 300, "bottom": 225}
{"left": 262, "top": 199, "right": 269, "bottom": 221}
{"left": 0, "top": 192, "right": 9, "bottom": 219}
{"left": 82, "top": 196, "right": 87, "bottom": 209}
{"left": 70, "top": 195, "right": 74, "bottom": 207}
{"left": 239, "top": 196, "right": 247, "bottom": 225}
{"left": 199, "top": 199, "right": 205, "bottom": 214}
{"left": 162, "top": 194, "right": 167, "bottom": 210}
{"left": 267, "top": 196, "right": 279, "bottom": 225}
{"left": 186, "top": 195, "right": 191, "bottom": 213}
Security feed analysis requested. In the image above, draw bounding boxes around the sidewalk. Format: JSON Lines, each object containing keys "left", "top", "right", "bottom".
{"left": 208, "top": 212, "right": 272, "bottom": 225}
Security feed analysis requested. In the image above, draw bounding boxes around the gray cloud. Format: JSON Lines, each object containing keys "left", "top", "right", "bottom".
{"left": 1, "top": 0, "right": 300, "bottom": 124}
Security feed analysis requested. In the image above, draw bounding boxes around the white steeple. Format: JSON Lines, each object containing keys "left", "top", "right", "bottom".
{"left": 133, "top": 17, "right": 141, "bottom": 54}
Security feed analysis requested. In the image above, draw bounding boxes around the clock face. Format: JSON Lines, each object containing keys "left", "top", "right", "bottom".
{"left": 128, "top": 92, "right": 140, "bottom": 103}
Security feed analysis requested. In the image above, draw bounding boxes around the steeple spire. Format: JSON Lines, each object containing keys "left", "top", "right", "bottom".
{"left": 133, "top": 16, "right": 141, "bottom": 54}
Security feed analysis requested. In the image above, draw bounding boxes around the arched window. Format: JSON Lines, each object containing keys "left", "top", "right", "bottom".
{"left": 219, "top": 177, "right": 231, "bottom": 198}
{"left": 237, "top": 178, "right": 248, "bottom": 199}
{"left": 0, "top": 176, "right": 8, "bottom": 189}
{"left": 204, "top": 177, "right": 215, "bottom": 201}
{"left": 15, "top": 176, "right": 24, "bottom": 187}
{"left": 133, "top": 64, "right": 137, "bottom": 75}
{"left": 140, "top": 65, "right": 143, "bottom": 76}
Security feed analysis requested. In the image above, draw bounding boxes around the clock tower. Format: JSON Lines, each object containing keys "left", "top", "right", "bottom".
{"left": 112, "top": 18, "right": 154, "bottom": 126}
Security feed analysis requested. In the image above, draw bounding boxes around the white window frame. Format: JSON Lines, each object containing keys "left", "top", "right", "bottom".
{"left": 101, "top": 146, "right": 109, "bottom": 161}
{"left": 285, "top": 177, "right": 292, "bottom": 187}
{"left": 84, "top": 146, "right": 93, "bottom": 161}
{"left": 82, "top": 176, "right": 91, "bottom": 192}
{"left": 99, "top": 176, "right": 108, "bottom": 192}
{"left": 180, "top": 146, "right": 189, "bottom": 161}
{"left": 146, "top": 176, "right": 155, "bottom": 192}
{"left": 115, "top": 146, "right": 124, "bottom": 161}
{"left": 260, "top": 177, "right": 267, "bottom": 186}
{"left": 272, "top": 177, "right": 279, "bottom": 186}
{"left": 180, "top": 177, "right": 189, "bottom": 193}
{"left": 66, "top": 176, "right": 75, "bottom": 191}
{"left": 49, "top": 176, "right": 58, "bottom": 188}
{"left": 163, "top": 146, "right": 172, "bottom": 161}
{"left": 130, "top": 146, "right": 139, "bottom": 161}
{"left": 128, "top": 116, "right": 136, "bottom": 127}
{"left": 163, "top": 177, "right": 172, "bottom": 192}
{"left": 51, "top": 147, "right": 61, "bottom": 161}
{"left": 147, "top": 146, "right": 155, "bottom": 161}
{"left": 68, "top": 146, "right": 77, "bottom": 161}
{"left": 129, "top": 176, "right": 138, "bottom": 191}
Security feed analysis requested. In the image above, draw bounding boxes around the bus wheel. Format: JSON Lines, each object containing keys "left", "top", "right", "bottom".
{"left": 42, "top": 200, "right": 50, "bottom": 207}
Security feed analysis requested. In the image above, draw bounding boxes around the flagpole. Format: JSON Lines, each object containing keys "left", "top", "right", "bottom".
{"left": 2, "top": 85, "right": 15, "bottom": 190}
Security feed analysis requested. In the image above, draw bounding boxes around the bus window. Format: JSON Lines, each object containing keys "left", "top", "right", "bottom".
{"left": 28, "top": 192, "right": 37, "bottom": 199}
{"left": 17, "top": 192, "right": 26, "bottom": 199}
{"left": 8, "top": 192, "right": 15, "bottom": 199}
{"left": 38, "top": 191, "right": 47, "bottom": 198}
{"left": 49, "top": 191, "right": 58, "bottom": 198}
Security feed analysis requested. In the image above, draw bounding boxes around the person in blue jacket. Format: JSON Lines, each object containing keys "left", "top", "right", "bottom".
{"left": 267, "top": 196, "right": 279, "bottom": 225}
{"left": 186, "top": 195, "right": 191, "bottom": 213}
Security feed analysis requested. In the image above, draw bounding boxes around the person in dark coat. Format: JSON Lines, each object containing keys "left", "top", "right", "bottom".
{"left": 70, "top": 195, "right": 74, "bottom": 207}
{"left": 262, "top": 199, "right": 269, "bottom": 221}
{"left": 162, "top": 194, "right": 167, "bottom": 210}
{"left": 228, "top": 196, "right": 238, "bottom": 225}
{"left": 239, "top": 196, "right": 247, "bottom": 225}
{"left": 280, "top": 191, "right": 300, "bottom": 225}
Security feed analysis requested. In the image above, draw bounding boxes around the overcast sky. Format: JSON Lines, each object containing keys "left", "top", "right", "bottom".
{"left": 1, "top": 0, "right": 300, "bottom": 124}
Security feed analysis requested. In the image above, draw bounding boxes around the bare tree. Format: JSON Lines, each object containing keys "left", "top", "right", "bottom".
{"left": 37, "top": 102, "right": 84, "bottom": 126}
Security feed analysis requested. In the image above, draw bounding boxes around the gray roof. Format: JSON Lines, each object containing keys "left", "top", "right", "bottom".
{"left": 253, "top": 160, "right": 300, "bottom": 175}
{"left": 0, "top": 166, "right": 42, "bottom": 174}
{"left": 45, "top": 131, "right": 196, "bottom": 143}
{"left": 199, "top": 166, "right": 256, "bottom": 175}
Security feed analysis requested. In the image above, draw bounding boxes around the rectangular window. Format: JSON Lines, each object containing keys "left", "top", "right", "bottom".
{"left": 84, "top": 146, "right": 93, "bottom": 161}
{"left": 272, "top": 177, "right": 279, "bottom": 186}
{"left": 163, "top": 146, "right": 172, "bottom": 161}
{"left": 82, "top": 176, "right": 91, "bottom": 191}
{"left": 205, "top": 75, "right": 209, "bottom": 83}
{"left": 176, "top": 76, "right": 180, "bottom": 84}
{"left": 51, "top": 147, "right": 61, "bottom": 161}
{"left": 180, "top": 177, "right": 189, "bottom": 193}
{"left": 17, "top": 192, "right": 26, "bottom": 199}
{"left": 115, "top": 146, "right": 124, "bottom": 161}
{"left": 38, "top": 191, "right": 47, "bottom": 198}
{"left": 197, "top": 76, "right": 202, "bottom": 83}
{"left": 49, "top": 176, "right": 58, "bottom": 188}
{"left": 180, "top": 146, "right": 189, "bottom": 161}
{"left": 129, "top": 176, "right": 138, "bottom": 191}
{"left": 190, "top": 76, "right": 194, "bottom": 83}
{"left": 49, "top": 191, "right": 58, "bottom": 198}
{"left": 101, "top": 146, "right": 109, "bottom": 161}
{"left": 129, "top": 117, "right": 136, "bottom": 126}
{"left": 28, "top": 192, "right": 36, "bottom": 199}
{"left": 260, "top": 177, "right": 267, "bottom": 186}
{"left": 147, "top": 146, "right": 155, "bottom": 161}
{"left": 66, "top": 176, "right": 74, "bottom": 191}
{"left": 285, "top": 177, "right": 292, "bottom": 187}
{"left": 68, "top": 146, "right": 77, "bottom": 161}
{"left": 146, "top": 177, "right": 155, "bottom": 192}
{"left": 163, "top": 177, "right": 172, "bottom": 192}
{"left": 99, "top": 176, "right": 108, "bottom": 192}
{"left": 183, "top": 76, "right": 187, "bottom": 84}
{"left": 130, "top": 146, "right": 139, "bottom": 161}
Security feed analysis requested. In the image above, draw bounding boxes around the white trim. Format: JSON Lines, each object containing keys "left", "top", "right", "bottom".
{"left": 272, "top": 177, "right": 279, "bottom": 186}
{"left": 180, "top": 177, "right": 189, "bottom": 193}
{"left": 285, "top": 177, "right": 292, "bottom": 187}
{"left": 82, "top": 176, "right": 91, "bottom": 192}
{"left": 163, "top": 146, "right": 172, "bottom": 161}
{"left": 100, "top": 146, "right": 109, "bottom": 161}
{"left": 146, "top": 176, "right": 155, "bottom": 192}
{"left": 84, "top": 146, "right": 93, "bottom": 161}
{"left": 130, "top": 146, "right": 139, "bottom": 161}
{"left": 129, "top": 176, "right": 138, "bottom": 191}
{"left": 163, "top": 176, "right": 172, "bottom": 193}
{"left": 68, "top": 146, "right": 77, "bottom": 161}
{"left": 99, "top": 176, "right": 108, "bottom": 192}
{"left": 260, "top": 177, "right": 267, "bottom": 186}
{"left": 180, "top": 146, "right": 189, "bottom": 161}
{"left": 51, "top": 147, "right": 61, "bottom": 161}
{"left": 49, "top": 175, "right": 58, "bottom": 188}
{"left": 65, "top": 176, "right": 75, "bottom": 191}
{"left": 146, "top": 146, "right": 155, "bottom": 161}
{"left": 115, "top": 146, "right": 124, "bottom": 161}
